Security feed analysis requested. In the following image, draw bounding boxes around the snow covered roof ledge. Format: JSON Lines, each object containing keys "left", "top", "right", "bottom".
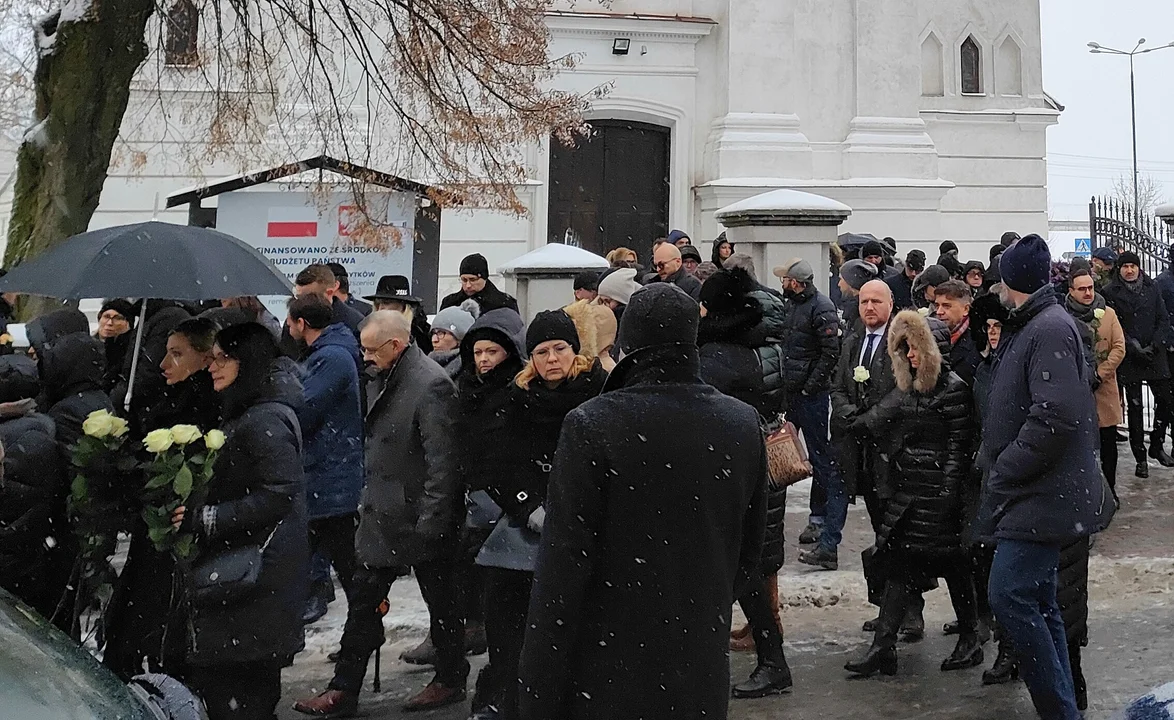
{"left": 499, "top": 243, "right": 609, "bottom": 276}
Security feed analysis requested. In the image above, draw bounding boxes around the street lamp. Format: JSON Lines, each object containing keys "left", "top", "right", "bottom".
{"left": 1088, "top": 38, "right": 1174, "bottom": 221}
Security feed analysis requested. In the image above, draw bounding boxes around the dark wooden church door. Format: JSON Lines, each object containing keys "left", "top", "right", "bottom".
{"left": 547, "top": 119, "right": 670, "bottom": 262}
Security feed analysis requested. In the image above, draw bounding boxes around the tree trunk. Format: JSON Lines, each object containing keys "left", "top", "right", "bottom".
{"left": 4, "top": 0, "right": 155, "bottom": 318}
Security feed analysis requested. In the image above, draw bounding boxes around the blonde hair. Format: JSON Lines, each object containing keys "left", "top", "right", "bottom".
{"left": 515, "top": 353, "right": 594, "bottom": 390}
{"left": 606, "top": 247, "right": 638, "bottom": 268}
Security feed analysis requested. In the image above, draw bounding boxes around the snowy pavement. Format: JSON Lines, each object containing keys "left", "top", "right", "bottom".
{"left": 278, "top": 468, "right": 1174, "bottom": 719}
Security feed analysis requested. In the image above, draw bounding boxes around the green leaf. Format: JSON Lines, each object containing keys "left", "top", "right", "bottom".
{"left": 71, "top": 475, "right": 88, "bottom": 502}
{"left": 174, "top": 464, "right": 193, "bottom": 500}
{"left": 143, "top": 472, "right": 171, "bottom": 490}
{"left": 173, "top": 534, "right": 194, "bottom": 559}
{"left": 189, "top": 453, "right": 206, "bottom": 465}
{"left": 148, "top": 525, "right": 173, "bottom": 546}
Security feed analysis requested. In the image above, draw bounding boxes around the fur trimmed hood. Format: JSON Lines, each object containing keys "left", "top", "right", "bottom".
{"left": 887, "top": 310, "right": 943, "bottom": 393}
{"left": 563, "top": 299, "right": 617, "bottom": 361}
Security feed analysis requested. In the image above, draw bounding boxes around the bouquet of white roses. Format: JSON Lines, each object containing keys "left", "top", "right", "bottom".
{"left": 139, "top": 425, "right": 226, "bottom": 559}
{"left": 68, "top": 409, "right": 135, "bottom": 566}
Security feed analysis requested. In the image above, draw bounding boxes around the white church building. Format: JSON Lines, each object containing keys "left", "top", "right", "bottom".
{"left": 0, "top": 0, "right": 1060, "bottom": 304}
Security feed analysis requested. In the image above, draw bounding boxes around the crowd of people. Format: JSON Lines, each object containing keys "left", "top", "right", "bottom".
{"left": 0, "top": 227, "right": 1138, "bottom": 720}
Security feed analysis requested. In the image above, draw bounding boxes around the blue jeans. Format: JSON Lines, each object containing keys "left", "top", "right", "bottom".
{"left": 789, "top": 391, "right": 846, "bottom": 553}
{"left": 989, "top": 539, "right": 1081, "bottom": 720}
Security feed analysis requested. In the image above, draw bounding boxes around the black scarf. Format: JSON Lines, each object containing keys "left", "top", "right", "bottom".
{"left": 519, "top": 362, "right": 605, "bottom": 426}
{"left": 1063, "top": 292, "right": 1106, "bottom": 324}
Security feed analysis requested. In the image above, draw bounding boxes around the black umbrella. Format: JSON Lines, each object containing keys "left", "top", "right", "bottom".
{"left": 837, "top": 233, "right": 896, "bottom": 257}
{"left": 0, "top": 221, "right": 292, "bottom": 300}
{"left": 0, "top": 222, "right": 294, "bottom": 410}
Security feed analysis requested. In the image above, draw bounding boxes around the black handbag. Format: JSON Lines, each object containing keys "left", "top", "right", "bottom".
{"left": 190, "top": 523, "right": 280, "bottom": 605}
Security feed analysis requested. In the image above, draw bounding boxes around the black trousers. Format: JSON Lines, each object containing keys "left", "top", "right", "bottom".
{"left": 874, "top": 549, "right": 977, "bottom": 650}
{"left": 331, "top": 561, "right": 469, "bottom": 693}
{"left": 308, "top": 513, "right": 359, "bottom": 602}
{"left": 1099, "top": 426, "right": 1119, "bottom": 495}
{"left": 971, "top": 543, "right": 995, "bottom": 628}
{"left": 458, "top": 527, "right": 492, "bottom": 626}
{"left": 737, "top": 575, "right": 787, "bottom": 670}
{"left": 185, "top": 660, "right": 283, "bottom": 720}
{"left": 1124, "top": 380, "right": 1174, "bottom": 462}
{"left": 474, "top": 568, "right": 533, "bottom": 718}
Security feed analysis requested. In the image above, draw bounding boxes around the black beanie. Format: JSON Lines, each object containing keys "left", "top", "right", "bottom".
{"left": 861, "top": 240, "right": 885, "bottom": 260}
{"left": 1118, "top": 250, "right": 1141, "bottom": 269}
{"left": 989, "top": 244, "right": 1006, "bottom": 262}
{"left": 526, "top": 310, "right": 580, "bottom": 355}
{"left": 999, "top": 234, "right": 1052, "bottom": 294}
{"left": 699, "top": 268, "right": 757, "bottom": 314}
{"left": 939, "top": 240, "right": 959, "bottom": 257}
{"left": 573, "top": 270, "right": 601, "bottom": 292}
{"left": 905, "top": 250, "right": 926, "bottom": 272}
{"left": 460, "top": 253, "right": 490, "bottom": 279}
{"left": 618, "top": 283, "right": 699, "bottom": 354}
{"left": 100, "top": 298, "right": 137, "bottom": 323}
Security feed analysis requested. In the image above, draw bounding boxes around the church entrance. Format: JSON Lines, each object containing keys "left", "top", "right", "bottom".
{"left": 547, "top": 119, "right": 670, "bottom": 262}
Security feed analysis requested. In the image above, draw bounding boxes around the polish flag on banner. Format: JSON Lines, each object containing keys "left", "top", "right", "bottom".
{"left": 267, "top": 207, "right": 319, "bottom": 238}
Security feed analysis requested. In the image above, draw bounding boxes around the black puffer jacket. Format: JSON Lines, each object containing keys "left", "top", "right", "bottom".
{"left": 189, "top": 360, "right": 307, "bottom": 666}
{"left": 778, "top": 284, "right": 841, "bottom": 396}
{"left": 864, "top": 311, "right": 972, "bottom": 558}
{"left": 1103, "top": 272, "right": 1172, "bottom": 384}
{"left": 1057, "top": 537, "right": 1090, "bottom": 647}
{"left": 0, "top": 356, "right": 69, "bottom": 622}
{"left": 112, "top": 303, "right": 191, "bottom": 430}
{"left": 32, "top": 316, "right": 114, "bottom": 456}
{"left": 440, "top": 279, "right": 520, "bottom": 314}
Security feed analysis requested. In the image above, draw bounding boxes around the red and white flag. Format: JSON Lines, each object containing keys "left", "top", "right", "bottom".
{"left": 267, "top": 207, "right": 319, "bottom": 238}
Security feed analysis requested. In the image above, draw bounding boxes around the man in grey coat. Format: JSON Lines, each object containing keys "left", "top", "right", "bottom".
{"left": 294, "top": 311, "right": 468, "bottom": 717}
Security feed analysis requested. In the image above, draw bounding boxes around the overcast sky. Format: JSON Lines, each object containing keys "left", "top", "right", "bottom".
{"left": 1042, "top": 0, "right": 1174, "bottom": 221}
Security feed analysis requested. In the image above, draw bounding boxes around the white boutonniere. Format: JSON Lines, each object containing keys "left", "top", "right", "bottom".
{"left": 853, "top": 365, "right": 871, "bottom": 383}
{"left": 1093, "top": 308, "right": 1105, "bottom": 320}
{"left": 917, "top": 307, "right": 930, "bottom": 317}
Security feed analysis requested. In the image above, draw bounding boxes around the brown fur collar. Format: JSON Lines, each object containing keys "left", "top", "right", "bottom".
{"left": 887, "top": 310, "right": 942, "bottom": 393}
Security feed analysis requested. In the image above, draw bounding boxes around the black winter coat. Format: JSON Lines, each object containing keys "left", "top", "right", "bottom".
{"left": 886, "top": 271, "right": 916, "bottom": 310}
{"left": 976, "top": 287, "right": 1115, "bottom": 544}
{"left": 863, "top": 313, "right": 973, "bottom": 558}
{"left": 189, "top": 362, "right": 308, "bottom": 666}
{"left": 112, "top": 303, "right": 191, "bottom": 432}
{"left": 778, "top": 285, "right": 841, "bottom": 396}
{"left": 440, "top": 279, "right": 520, "bottom": 314}
{"left": 39, "top": 332, "right": 115, "bottom": 456}
{"left": 1156, "top": 269, "right": 1174, "bottom": 347}
{"left": 831, "top": 324, "right": 898, "bottom": 499}
{"left": 1103, "top": 273, "right": 1172, "bottom": 384}
{"left": 1057, "top": 537, "right": 1090, "bottom": 647}
{"left": 949, "top": 330, "right": 982, "bottom": 387}
{"left": 650, "top": 266, "right": 703, "bottom": 302}
{"left": 518, "top": 346, "right": 767, "bottom": 720}
{"left": 0, "top": 406, "right": 70, "bottom": 621}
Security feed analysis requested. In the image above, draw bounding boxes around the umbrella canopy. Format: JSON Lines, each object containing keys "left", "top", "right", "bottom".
{"left": 837, "top": 233, "right": 895, "bottom": 257}
{"left": 0, "top": 222, "right": 293, "bottom": 300}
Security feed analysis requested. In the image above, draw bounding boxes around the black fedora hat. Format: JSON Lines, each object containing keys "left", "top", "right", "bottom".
{"left": 365, "top": 275, "right": 422, "bottom": 305}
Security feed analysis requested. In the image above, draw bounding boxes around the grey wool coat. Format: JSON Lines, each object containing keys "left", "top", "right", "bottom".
{"left": 355, "top": 343, "right": 464, "bottom": 568}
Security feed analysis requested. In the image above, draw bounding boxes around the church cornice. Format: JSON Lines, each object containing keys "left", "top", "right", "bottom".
{"left": 545, "top": 11, "right": 716, "bottom": 43}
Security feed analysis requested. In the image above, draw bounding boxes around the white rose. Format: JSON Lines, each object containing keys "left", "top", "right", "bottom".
{"left": 1093, "top": 308, "right": 1105, "bottom": 320}
{"left": 82, "top": 410, "right": 114, "bottom": 439}
{"left": 143, "top": 428, "right": 174, "bottom": 454}
{"left": 109, "top": 416, "right": 129, "bottom": 438}
{"left": 170, "top": 425, "right": 203, "bottom": 445}
{"left": 917, "top": 307, "right": 931, "bottom": 317}
{"left": 853, "top": 365, "right": 871, "bottom": 383}
{"left": 204, "top": 429, "right": 226, "bottom": 451}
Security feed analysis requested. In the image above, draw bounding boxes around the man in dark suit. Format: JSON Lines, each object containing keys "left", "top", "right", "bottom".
{"left": 826, "top": 279, "right": 927, "bottom": 639}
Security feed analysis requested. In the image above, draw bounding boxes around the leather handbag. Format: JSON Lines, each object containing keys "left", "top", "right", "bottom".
{"left": 190, "top": 523, "right": 280, "bottom": 605}
{"left": 764, "top": 417, "right": 811, "bottom": 490}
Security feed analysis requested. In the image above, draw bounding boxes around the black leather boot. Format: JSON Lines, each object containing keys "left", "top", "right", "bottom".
{"left": 1150, "top": 432, "right": 1174, "bottom": 467}
{"left": 732, "top": 662, "right": 794, "bottom": 698}
{"left": 845, "top": 644, "right": 898, "bottom": 677}
{"left": 899, "top": 603, "right": 925, "bottom": 643}
{"left": 981, "top": 639, "right": 1019, "bottom": 685}
{"left": 941, "top": 633, "right": 984, "bottom": 671}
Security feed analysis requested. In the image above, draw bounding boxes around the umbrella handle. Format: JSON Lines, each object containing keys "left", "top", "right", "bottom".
{"left": 124, "top": 301, "right": 150, "bottom": 414}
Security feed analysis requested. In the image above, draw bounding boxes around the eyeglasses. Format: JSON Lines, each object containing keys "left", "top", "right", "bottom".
{"left": 210, "top": 352, "right": 233, "bottom": 368}
{"left": 361, "top": 337, "right": 395, "bottom": 356}
{"left": 99, "top": 313, "right": 127, "bottom": 323}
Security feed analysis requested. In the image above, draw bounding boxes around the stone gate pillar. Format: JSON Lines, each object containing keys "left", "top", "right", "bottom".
{"left": 714, "top": 189, "right": 852, "bottom": 296}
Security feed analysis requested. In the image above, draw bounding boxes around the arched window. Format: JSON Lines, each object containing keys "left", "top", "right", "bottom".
{"left": 997, "top": 37, "right": 1024, "bottom": 96}
{"left": 921, "top": 34, "right": 944, "bottom": 97}
{"left": 164, "top": 0, "right": 199, "bottom": 67}
{"left": 961, "top": 36, "right": 983, "bottom": 95}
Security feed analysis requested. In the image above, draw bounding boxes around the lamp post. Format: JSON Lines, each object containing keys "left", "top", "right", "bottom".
{"left": 1088, "top": 39, "right": 1174, "bottom": 222}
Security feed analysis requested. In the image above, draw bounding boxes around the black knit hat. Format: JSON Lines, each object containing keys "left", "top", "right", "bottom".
{"left": 460, "top": 253, "right": 490, "bottom": 279}
{"left": 100, "top": 298, "right": 136, "bottom": 322}
{"left": 618, "top": 283, "right": 699, "bottom": 355}
{"left": 525, "top": 309, "right": 580, "bottom": 355}
{"left": 1118, "top": 250, "right": 1141, "bottom": 268}
{"left": 999, "top": 234, "right": 1052, "bottom": 294}
{"left": 861, "top": 240, "right": 885, "bottom": 260}
{"left": 939, "top": 240, "right": 959, "bottom": 256}
{"left": 699, "top": 268, "right": 757, "bottom": 314}
{"left": 905, "top": 250, "right": 926, "bottom": 272}
{"left": 989, "top": 244, "right": 1006, "bottom": 262}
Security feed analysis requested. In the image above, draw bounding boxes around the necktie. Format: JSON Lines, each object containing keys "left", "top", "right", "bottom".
{"left": 863, "top": 333, "right": 878, "bottom": 366}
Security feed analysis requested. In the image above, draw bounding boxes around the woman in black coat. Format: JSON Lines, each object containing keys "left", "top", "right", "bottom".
{"left": 104, "top": 317, "right": 220, "bottom": 679}
{"left": 470, "top": 310, "right": 605, "bottom": 720}
{"left": 696, "top": 268, "right": 792, "bottom": 699}
{"left": 178, "top": 322, "right": 307, "bottom": 720}
{"left": 846, "top": 310, "right": 981, "bottom": 678}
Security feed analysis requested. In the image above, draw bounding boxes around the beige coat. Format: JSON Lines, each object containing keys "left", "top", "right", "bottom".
{"left": 1093, "top": 306, "right": 1126, "bottom": 427}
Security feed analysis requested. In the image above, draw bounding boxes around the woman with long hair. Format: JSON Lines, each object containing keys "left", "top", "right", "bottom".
{"left": 178, "top": 322, "right": 307, "bottom": 720}
{"left": 711, "top": 233, "right": 735, "bottom": 268}
{"left": 104, "top": 317, "right": 221, "bottom": 679}
{"left": 472, "top": 310, "right": 605, "bottom": 720}
{"left": 845, "top": 310, "right": 980, "bottom": 678}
